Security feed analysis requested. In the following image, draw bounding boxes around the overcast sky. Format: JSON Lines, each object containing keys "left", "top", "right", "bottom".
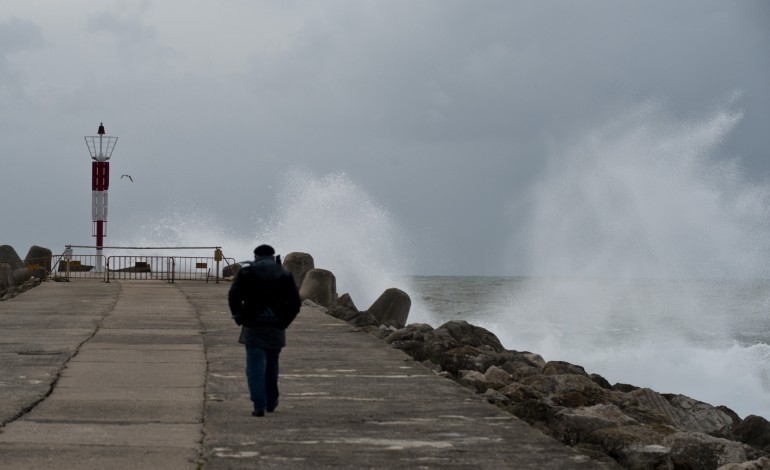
{"left": 1, "top": 1, "right": 769, "bottom": 278}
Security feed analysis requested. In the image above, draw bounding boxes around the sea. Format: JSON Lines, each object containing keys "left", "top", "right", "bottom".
{"left": 408, "top": 275, "right": 770, "bottom": 421}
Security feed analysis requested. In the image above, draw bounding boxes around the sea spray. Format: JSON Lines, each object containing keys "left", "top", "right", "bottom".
{"left": 113, "top": 170, "right": 430, "bottom": 317}
{"left": 490, "top": 101, "right": 770, "bottom": 419}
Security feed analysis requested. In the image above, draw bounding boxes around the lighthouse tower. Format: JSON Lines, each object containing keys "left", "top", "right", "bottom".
{"left": 84, "top": 123, "right": 118, "bottom": 271}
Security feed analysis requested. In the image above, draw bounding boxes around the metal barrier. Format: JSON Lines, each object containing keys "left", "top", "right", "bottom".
{"left": 105, "top": 256, "right": 237, "bottom": 283}
{"left": 49, "top": 255, "right": 109, "bottom": 280}
{"left": 43, "top": 246, "right": 238, "bottom": 283}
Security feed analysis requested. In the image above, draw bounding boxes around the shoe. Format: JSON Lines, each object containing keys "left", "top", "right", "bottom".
{"left": 267, "top": 400, "right": 278, "bottom": 413}
{"left": 252, "top": 410, "right": 265, "bottom": 417}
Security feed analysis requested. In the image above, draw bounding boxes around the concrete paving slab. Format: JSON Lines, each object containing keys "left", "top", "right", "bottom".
{"left": 26, "top": 398, "right": 201, "bottom": 424}
{"left": 0, "top": 421, "right": 201, "bottom": 447}
{"left": 0, "top": 443, "right": 199, "bottom": 470}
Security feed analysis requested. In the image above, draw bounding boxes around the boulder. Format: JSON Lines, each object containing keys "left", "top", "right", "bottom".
{"left": 718, "top": 457, "right": 770, "bottom": 469}
{"left": 348, "top": 310, "right": 379, "bottom": 327}
{"left": 327, "top": 293, "right": 360, "bottom": 321}
{"left": 0, "top": 245, "right": 23, "bottom": 269}
{"left": 283, "top": 252, "right": 314, "bottom": 288}
{"left": 387, "top": 321, "right": 518, "bottom": 374}
{"left": 24, "top": 245, "right": 52, "bottom": 274}
{"left": 483, "top": 365, "right": 514, "bottom": 389}
{"left": 552, "top": 404, "right": 639, "bottom": 445}
{"left": 459, "top": 370, "right": 489, "bottom": 393}
{"left": 592, "top": 425, "right": 673, "bottom": 469}
{"left": 664, "top": 432, "right": 747, "bottom": 469}
{"left": 521, "top": 374, "right": 621, "bottom": 408}
{"left": 222, "top": 263, "right": 241, "bottom": 278}
{"left": 0, "top": 262, "right": 12, "bottom": 292}
{"left": 434, "top": 320, "right": 506, "bottom": 352}
{"left": 665, "top": 394, "right": 736, "bottom": 435}
{"left": 299, "top": 268, "right": 336, "bottom": 307}
{"left": 543, "top": 360, "right": 589, "bottom": 377}
{"left": 12, "top": 267, "right": 32, "bottom": 285}
{"left": 499, "top": 360, "right": 542, "bottom": 381}
{"left": 624, "top": 388, "right": 734, "bottom": 434}
{"left": 366, "top": 287, "right": 411, "bottom": 329}
{"left": 733, "top": 415, "right": 770, "bottom": 451}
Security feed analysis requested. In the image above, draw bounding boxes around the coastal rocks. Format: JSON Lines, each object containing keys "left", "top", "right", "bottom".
{"left": 0, "top": 263, "right": 12, "bottom": 292}
{"left": 664, "top": 432, "right": 747, "bottom": 469}
{"left": 283, "top": 252, "right": 314, "bottom": 288}
{"left": 377, "top": 315, "right": 770, "bottom": 468}
{"left": 0, "top": 245, "right": 23, "bottom": 269}
{"left": 24, "top": 245, "right": 52, "bottom": 272}
{"left": 367, "top": 287, "right": 411, "bottom": 329}
{"left": 718, "top": 457, "right": 770, "bottom": 469}
{"left": 0, "top": 245, "right": 49, "bottom": 299}
{"left": 299, "top": 268, "right": 337, "bottom": 307}
{"left": 733, "top": 416, "right": 770, "bottom": 451}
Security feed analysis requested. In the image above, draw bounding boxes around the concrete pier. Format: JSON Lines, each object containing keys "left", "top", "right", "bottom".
{"left": 0, "top": 280, "right": 615, "bottom": 469}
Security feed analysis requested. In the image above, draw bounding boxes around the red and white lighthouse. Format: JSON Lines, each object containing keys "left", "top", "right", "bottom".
{"left": 84, "top": 123, "right": 118, "bottom": 271}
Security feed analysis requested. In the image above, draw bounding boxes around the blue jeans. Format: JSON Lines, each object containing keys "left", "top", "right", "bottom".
{"left": 245, "top": 345, "right": 280, "bottom": 412}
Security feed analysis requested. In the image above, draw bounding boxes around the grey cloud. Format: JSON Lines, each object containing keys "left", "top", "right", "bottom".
{"left": 0, "top": 16, "right": 44, "bottom": 54}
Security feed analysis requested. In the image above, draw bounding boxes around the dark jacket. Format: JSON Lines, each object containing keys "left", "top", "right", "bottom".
{"left": 228, "top": 256, "right": 301, "bottom": 349}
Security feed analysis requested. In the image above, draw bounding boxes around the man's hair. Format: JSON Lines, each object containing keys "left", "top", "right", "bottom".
{"left": 254, "top": 244, "right": 276, "bottom": 256}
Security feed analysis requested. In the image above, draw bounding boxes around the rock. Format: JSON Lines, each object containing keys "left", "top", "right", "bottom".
{"left": 718, "top": 457, "right": 770, "bottom": 469}
{"left": 327, "top": 293, "right": 360, "bottom": 321}
{"left": 299, "top": 268, "right": 337, "bottom": 307}
{"left": 24, "top": 245, "right": 52, "bottom": 274}
{"left": 543, "top": 360, "right": 589, "bottom": 377}
{"left": 385, "top": 323, "right": 435, "bottom": 358}
{"left": 482, "top": 388, "right": 510, "bottom": 406}
{"left": 590, "top": 373, "right": 613, "bottom": 390}
{"left": 459, "top": 370, "right": 489, "bottom": 393}
{"left": 348, "top": 310, "right": 379, "bottom": 327}
{"left": 552, "top": 404, "right": 639, "bottom": 445}
{"left": 435, "top": 320, "right": 506, "bottom": 352}
{"left": 0, "top": 263, "right": 12, "bottom": 292}
{"left": 0, "top": 245, "right": 23, "bottom": 269}
{"left": 521, "top": 374, "right": 621, "bottom": 408}
{"left": 666, "top": 394, "right": 736, "bottom": 435}
{"left": 733, "top": 415, "right": 770, "bottom": 450}
{"left": 283, "top": 252, "right": 314, "bottom": 288}
{"left": 664, "top": 431, "right": 747, "bottom": 469}
{"left": 366, "top": 287, "right": 411, "bottom": 329}
{"left": 222, "top": 263, "right": 241, "bottom": 278}
{"left": 499, "top": 382, "right": 543, "bottom": 403}
{"left": 522, "top": 352, "right": 547, "bottom": 368}
{"left": 613, "top": 383, "right": 640, "bottom": 393}
{"left": 592, "top": 425, "right": 673, "bottom": 469}
{"left": 499, "top": 360, "right": 542, "bottom": 381}
{"left": 483, "top": 365, "right": 514, "bottom": 389}
{"left": 624, "top": 388, "right": 734, "bottom": 434}
{"left": 12, "top": 267, "right": 32, "bottom": 285}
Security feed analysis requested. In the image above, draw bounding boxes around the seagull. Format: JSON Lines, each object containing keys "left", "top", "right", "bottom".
{"left": 121, "top": 174, "right": 133, "bottom": 182}
{"left": 98, "top": 122, "right": 105, "bottom": 135}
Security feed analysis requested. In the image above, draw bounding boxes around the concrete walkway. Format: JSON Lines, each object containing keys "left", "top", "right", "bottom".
{"left": 0, "top": 280, "right": 615, "bottom": 469}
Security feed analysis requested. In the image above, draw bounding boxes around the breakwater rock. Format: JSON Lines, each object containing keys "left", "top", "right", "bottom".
{"left": 0, "top": 245, "right": 50, "bottom": 300}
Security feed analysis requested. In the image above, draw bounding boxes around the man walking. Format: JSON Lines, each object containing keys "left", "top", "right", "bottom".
{"left": 228, "top": 244, "right": 301, "bottom": 417}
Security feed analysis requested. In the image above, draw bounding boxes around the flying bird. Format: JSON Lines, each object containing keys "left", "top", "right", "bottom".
{"left": 121, "top": 174, "right": 133, "bottom": 182}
